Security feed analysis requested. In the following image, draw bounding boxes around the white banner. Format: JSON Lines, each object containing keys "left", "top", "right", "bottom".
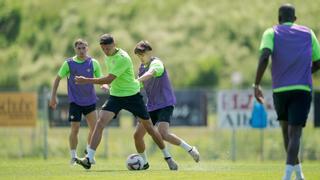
{"left": 217, "top": 89, "right": 278, "bottom": 129}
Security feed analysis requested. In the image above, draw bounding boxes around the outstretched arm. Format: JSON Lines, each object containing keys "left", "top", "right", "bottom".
{"left": 253, "top": 48, "right": 271, "bottom": 104}
{"left": 138, "top": 69, "right": 156, "bottom": 82}
{"left": 75, "top": 74, "right": 116, "bottom": 85}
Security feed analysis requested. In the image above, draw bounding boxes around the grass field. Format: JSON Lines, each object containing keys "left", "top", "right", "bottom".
{"left": 1, "top": 114, "right": 320, "bottom": 179}
{"left": 1, "top": 158, "right": 320, "bottom": 180}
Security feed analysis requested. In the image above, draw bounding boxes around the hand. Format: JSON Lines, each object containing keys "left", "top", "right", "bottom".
{"left": 75, "top": 76, "right": 88, "bottom": 84}
{"left": 254, "top": 86, "right": 265, "bottom": 104}
{"left": 49, "top": 96, "right": 58, "bottom": 109}
{"left": 100, "top": 84, "right": 109, "bottom": 93}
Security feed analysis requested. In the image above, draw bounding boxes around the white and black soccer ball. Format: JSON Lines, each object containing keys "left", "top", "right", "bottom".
{"left": 126, "top": 154, "right": 144, "bottom": 170}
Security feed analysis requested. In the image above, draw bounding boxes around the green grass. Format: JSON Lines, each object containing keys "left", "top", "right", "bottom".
{"left": 0, "top": 158, "right": 319, "bottom": 180}
{"left": 1, "top": 115, "right": 320, "bottom": 179}
{"left": 1, "top": 118, "right": 320, "bottom": 161}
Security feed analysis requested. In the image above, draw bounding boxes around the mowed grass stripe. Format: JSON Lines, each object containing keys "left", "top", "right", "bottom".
{"left": 0, "top": 159, "right": 319, "bottom": 179}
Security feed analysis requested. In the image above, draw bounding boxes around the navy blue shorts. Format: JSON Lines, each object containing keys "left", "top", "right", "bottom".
{"left": 273, "top": 90, "right": 311, "bottom": 127}
{"left": 101, "top": 93, "right": 150, "bottom": 120}
{"left": 69, "top": 103, "right": 96, "bottom": 122}
{"left": 149, "top": 106, "right": 174, "bottom": 125}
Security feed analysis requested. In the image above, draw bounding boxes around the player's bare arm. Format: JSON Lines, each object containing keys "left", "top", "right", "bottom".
{"left": 253, "top": 48, "right": 271, "bottom": 104}
{"left": 75, "top": 74, "right": 116, "bottom": 85}
{"left": 49, "top": 75, "right": 61, "bottom": 109}
{"left": 137, "top": 69, "right": 156, "bottom": 82}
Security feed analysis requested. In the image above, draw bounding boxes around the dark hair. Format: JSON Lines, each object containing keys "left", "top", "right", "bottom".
{"left": 74, "top": 39, "right": 88, "bottom": 47}
{"left": 278, "top": 4, "right": 296, "bottom": 23}
{"left": 99, "top": 34, "right": 114, "bottom": 45}
{"left": 134, "top": 40, "right": 153, "bottom": 54}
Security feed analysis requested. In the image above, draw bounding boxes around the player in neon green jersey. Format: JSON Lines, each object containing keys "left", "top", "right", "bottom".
{"left": 75, "top": 34, "right": 178, "bottom": 170}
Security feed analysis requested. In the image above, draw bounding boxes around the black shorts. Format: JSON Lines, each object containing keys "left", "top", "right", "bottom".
{"left": 69, "top": 103, "right": 96, "bottom": 122}
{"left": 273, "top": 90, "right": 311, "bottom": 127}
{"left": 101, "top": 93, "right": 150, "bottom": 120}
{"left": 149, "top": 106, "right": 174, "bottom": 125}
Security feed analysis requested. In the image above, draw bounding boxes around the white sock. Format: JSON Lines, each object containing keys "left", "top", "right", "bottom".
{"left": 294, "top": 164, "right": 304, "bottom": 179}
{"left": 161, "top": 148, "right": 171, "bottom": 158}
{"left": 87, "top": 148, "right": 96, "bottom": 163}
{"left": 283, "top": 164, "right": 294, "bottom": 180}
{"left": 86, "top": 144, "right": 90, "bottom": 152}
{"left": 70, "top": 149, "right": 77, "bottom": 158}
{"left": 139, "top": 151, "right": 148, "bottom": 164}
{"left": 179, "top": 140, "right": 192, "bottom": 152}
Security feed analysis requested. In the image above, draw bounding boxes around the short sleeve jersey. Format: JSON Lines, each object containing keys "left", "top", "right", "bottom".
{"left": 149, "top": 59, "right": 164, "bottom": 77}
{"left": 58, "top": 56, "right": 102, "bottom": 78}
{"left": 105, "top": 48, "right": 140, "bottom": 97}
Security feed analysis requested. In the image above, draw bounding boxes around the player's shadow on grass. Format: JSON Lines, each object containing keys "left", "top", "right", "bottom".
{"left": 86, "top": 170, "right": 129, "bottom": 172}
{"left": 88, "top": 169, "right": 169, "bottom": 172}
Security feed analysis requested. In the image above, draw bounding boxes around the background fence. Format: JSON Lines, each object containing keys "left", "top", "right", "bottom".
{"left": 0, "top": 89, "right": 319, "bottom": 162}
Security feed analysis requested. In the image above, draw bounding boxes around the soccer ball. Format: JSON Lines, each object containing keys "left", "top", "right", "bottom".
{"left": 126, "top": 154, "right": 144, "bottom": 170}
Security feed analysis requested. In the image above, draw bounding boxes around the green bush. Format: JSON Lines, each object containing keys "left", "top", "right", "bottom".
{"left": 0, "top": 6, "right": 21, "bottom": 46}
{"left": 1, "top": 0, "right": 320, "bottom": 90}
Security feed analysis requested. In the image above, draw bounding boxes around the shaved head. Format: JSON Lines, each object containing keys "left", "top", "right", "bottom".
{"left": 278, "top": 4, "right": 296, "bottom": 23}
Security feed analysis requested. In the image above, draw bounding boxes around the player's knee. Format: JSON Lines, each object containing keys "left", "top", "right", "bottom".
{"left": 133, "top": 131, "right": 143, "bottom": 140}
{"left": 87, "top": 122, "right": 96, "bottom": 131}
{"left": 70, "top": 127, "right": 79, "bottom": 135}
{"left": 70, "top": 131, "right": 78, "bottom": 138}
{"left": 142, "top": 123, "right": 153, "bottom": 133}
{"left": 95, "top": 120, "right": 105, "bottom": 130}
{"left": 157, "top": 128, "right": 167, "bottom": 137}
{"left": 159, "top": 131, "right": 169, "bottom": 140}
{"left": 145, "top": 128, "right": 155, "bottom": 136}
